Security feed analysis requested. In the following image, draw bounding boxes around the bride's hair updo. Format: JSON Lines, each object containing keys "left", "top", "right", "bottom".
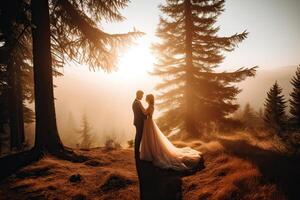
{"left": 146, "top": 94, "right": 155, "bottom": 106}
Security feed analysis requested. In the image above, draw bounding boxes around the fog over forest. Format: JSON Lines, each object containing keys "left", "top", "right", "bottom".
{"left": 19, "top": 0, "right": 300, "bottom": 148}
{"left": 26, "top": 64, "right": 293, "bottom": 147}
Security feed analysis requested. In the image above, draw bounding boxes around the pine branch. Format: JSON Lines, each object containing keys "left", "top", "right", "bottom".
{"left": 54, "top": 0, "right": 144, "bottom": 71}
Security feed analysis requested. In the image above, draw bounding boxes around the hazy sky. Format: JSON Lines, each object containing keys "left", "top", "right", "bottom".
{"left": 103, "top": 0, "right": 300, "bottom": 69}
{"left": 53, "top": 0, "right": 300, "bottom": 145}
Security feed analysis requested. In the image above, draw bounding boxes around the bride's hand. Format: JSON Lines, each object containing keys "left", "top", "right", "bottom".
{"left": 137, "top": 101, "right": 147, "bottom": 115}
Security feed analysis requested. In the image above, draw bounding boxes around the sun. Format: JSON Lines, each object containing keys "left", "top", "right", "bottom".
{"left": 113, "top": 37, "right": 155, "bottom": 81}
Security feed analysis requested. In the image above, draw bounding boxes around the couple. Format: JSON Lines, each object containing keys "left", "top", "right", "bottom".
{"left": 132, "top": 90, "right": 202, "bottom": 171}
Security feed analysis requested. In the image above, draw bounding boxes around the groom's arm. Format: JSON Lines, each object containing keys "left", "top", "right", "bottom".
{"left": 137, "top": 101, "right": 147, "bottom": 115}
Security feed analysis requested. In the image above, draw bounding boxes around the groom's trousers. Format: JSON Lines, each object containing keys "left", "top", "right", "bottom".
{"left": 134, "top": 123, "right": 146, "bottom": 199}
{"left": 134, "top": 123, "right": 143, "bottom": 160}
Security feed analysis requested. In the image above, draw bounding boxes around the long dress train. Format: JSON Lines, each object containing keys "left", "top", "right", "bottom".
{"left": 139, "top": 105, "right": 202, "bottom": 171}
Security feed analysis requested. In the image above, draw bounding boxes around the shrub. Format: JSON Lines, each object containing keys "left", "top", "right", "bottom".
{"left": 127, "top": 139, "right": 134, "bottom": 148}
{"left": 104, "top": 138, "right": 121, "bottom": 151}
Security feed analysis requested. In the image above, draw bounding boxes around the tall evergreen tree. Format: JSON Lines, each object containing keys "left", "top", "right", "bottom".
{"left": 0, "top": 50, "right": 8, "bottom": 154}
{"left": 289, "top": 66, "right": 300, "bottom": 129}
{"left": 152, "top": 0, "right": 256, "bottom": 138}
{"left": 31, "top": 0, "right": 142, "bottom": 156}
{"left": 31, "top": 0, "right": 65, "bottom": 154}
{"left": 0, "top": 0, "right": 33, "bottom": 150}
{"left": 257, "top": 107, "right": 264, "bottom": 120}
{"left": 264, "top": 82, "right": 287, "bottom": 135}
{"left": 256, "top": 107, "right": 265, "bottom": 129}
{"left": 77, "top": 114, "right": 93, "bottom": 149}
{"left": 0, "top": 0, "right": 141, "bottom": 156}
{"left": 241, "top": 103, "right": 257, "bottom": 128}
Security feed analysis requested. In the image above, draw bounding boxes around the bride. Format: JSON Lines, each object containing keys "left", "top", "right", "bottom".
{"left": 137, "top": 94, "right": 203, "bottom": 171}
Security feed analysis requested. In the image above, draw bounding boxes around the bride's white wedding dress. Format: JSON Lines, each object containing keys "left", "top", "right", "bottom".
{"left": 139, "top": 104, "right": 202, "bottom": 171}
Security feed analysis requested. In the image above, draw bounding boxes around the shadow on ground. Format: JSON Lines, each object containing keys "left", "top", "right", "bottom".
{"left": 136, "top": 158, "right": 204, "bottom": 200}
{"left": 218, "top": 138, "right": 300, "bottom": 200}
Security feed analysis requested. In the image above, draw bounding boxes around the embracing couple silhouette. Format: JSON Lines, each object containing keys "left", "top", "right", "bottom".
{"left": 132, "top": 90, "right": 202, "bottom": 171}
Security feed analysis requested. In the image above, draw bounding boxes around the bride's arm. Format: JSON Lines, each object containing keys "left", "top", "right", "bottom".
{"left": 137, "top": 101, "right": 148, "bottom": 115}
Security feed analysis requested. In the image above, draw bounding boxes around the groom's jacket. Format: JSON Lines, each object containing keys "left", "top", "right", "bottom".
{"left": 132, "top": 99, "right": 147, "bottom": 127}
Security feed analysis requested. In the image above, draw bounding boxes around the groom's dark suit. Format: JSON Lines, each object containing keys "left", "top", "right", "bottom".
{"left": 132, "top": 99, "right": 147, "bottom": 160}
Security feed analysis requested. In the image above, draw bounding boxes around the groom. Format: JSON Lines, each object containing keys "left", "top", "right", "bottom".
{"left": 132, "top": 90, "right": 148, "bottom": 199}
{"left": 132, "top": 90, "right": 147, "bottom": 161}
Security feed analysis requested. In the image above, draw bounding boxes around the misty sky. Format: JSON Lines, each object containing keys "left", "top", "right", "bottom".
{"left": 103, "top": 0, "right": 300, "bottom": 69}
{"left": 53, "top": 0, "right": 300, "bottom": 146}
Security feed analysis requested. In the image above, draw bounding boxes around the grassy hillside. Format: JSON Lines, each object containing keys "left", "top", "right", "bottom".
{"left": 0, "top": 135, "right": 299, "bottom": 200}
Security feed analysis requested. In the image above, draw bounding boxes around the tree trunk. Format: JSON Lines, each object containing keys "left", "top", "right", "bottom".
{"left": 8, "top": 61, "right": 25, "bottom": 151}
{"left": 184, "top": 0, "right": 197, "bottom": 138}
{"left": 0, "top": 124, "right": 3, "bottom": 155}
{"left": 8, "top": 59, "right": 19, "bottom": 150}
{"left": 6, "top": 25, "right": 24, "bottom": 151}
{"left": 31, "top": 0, "right": 64, "bottom": 153}
{"left": 16, "top": 64, "right": 25, "bottom": 145}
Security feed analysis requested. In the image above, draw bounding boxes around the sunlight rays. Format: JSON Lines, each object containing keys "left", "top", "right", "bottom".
{"left": 114, "top": 37, "right": 155, "bottom": 81}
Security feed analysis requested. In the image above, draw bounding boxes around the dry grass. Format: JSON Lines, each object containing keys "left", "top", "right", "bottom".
{"left": 182, "top": 150, "right": 284, "bottom": 200}
{"left": 0, "top": 134, "right": 299, "bottom": 200}
{"left": 0, "top": 149, "right": 139, "bottom": 200}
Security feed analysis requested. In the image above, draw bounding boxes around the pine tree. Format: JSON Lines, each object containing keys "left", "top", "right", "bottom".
{"left": 50, "top": 0, "right": 143, "bottom": 71}
{"left": 264, "top": 82, "right": 287, "bottom": 135}
{"left": 0, "top": 55, "right": 8, "bottom": 154}
{"left": 152, "top": 0, "right": 256, "bottom": 138}
{"left": 289, "top": 66, "right": 300, "bottom": 129}
{"left": 31, "top": 0, "right": 142, "bottom": 156}
{"left": 78, "top": 114, "right": 93, "bottom": 149}
{"left": 256, "top": 107, "right": 265, "bottom": 129}
{"left": 258, "top": 107, "right": 264, "bottom": 120}
{"left": 0, "top": 0, "right": 33, "bottom": 150}
{"left": 241, "top": 103, "right": 257, "bottom": 128}
{"left": 1, "top": 0, "right": 142, "bottom": 158}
